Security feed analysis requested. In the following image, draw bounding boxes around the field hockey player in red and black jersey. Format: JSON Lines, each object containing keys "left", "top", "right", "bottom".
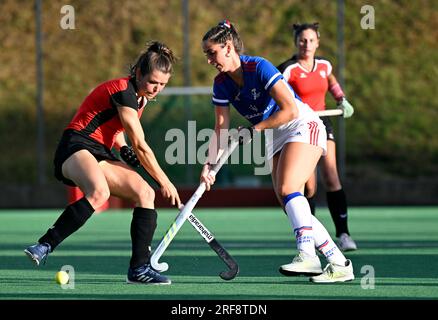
{"left": 24, "top": 41, "right": 181, "bottom": 285}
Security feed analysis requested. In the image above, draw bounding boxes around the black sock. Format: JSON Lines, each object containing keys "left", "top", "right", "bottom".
{"left": 130, "top": 208, "right": 157, "bottom": 269}
{"left": 307, "top": 196, "right": 316, "bottom": 216}
{"left": 327, "top": 189, "right": 349, "bottom": 237}
{"left": 39, "top": 197, "right": 95, "bottom": 251}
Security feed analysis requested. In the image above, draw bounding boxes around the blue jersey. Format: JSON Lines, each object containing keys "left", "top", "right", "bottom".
{"left": 212, "top": 55, "right": 302, "bottom": 125}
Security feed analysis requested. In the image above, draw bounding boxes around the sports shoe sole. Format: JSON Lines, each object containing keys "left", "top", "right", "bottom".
{"left": 279, "top": 267, "right": 322, "bottom": 277}
{"left": 310, "top": 275, "right": 355, "bottom": 283}
{"left": 339, "top": 246, "right": 357, "bottom": 252}
{"left": 126, "top": 278, "right": 171, "bottom": 285}
{"left": 24, "top": 249, "right": 40, "bottom": 266}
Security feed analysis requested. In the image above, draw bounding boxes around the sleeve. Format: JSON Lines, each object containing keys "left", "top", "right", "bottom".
{"left": 281, "top": 65, "right": 292, "bottom": 82}
{"left": 109, "top": 83, "right": 139, "bottom": 110}
{"left": 257, "top": 58, "right": 284, "bottom": 92}
{"left": 211, "top": 82, "right": 230, "bottom": 107}
{"left": 325, "top": 60, "right": 333, "bottom": 76}
{"left": 110, "top": 91, "right": 138, "bottom": 110}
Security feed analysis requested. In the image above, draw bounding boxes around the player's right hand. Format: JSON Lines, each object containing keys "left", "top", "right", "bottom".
{"left": 200, "top": 163, "right": 215, "bottom": 191}
{"left": 160, "top": 181, "right": 181, "bottom": 208}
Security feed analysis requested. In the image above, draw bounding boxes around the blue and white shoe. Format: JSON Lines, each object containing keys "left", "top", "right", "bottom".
{"left": 126, "top": 264, "right": 171, "bottom": 285}
{"left": 24, "top": 243, "right": 51, "bottom": 266}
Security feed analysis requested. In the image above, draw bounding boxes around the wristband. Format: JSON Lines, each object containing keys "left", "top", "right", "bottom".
{"left": 329, "top": 83, "right": 345, "bottom": 102}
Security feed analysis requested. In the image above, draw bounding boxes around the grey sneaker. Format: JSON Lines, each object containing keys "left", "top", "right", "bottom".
{"left": 337, "top": 233, "right": 358, "bottom": 252}
{"left": 279, "top": 252, "right": 323, "bottom": 276}
{"left": 310, "top": 259, "right": 355, "bottom": 283}
{"left": 24, "top": 243, "right": 51, "bottom": 266}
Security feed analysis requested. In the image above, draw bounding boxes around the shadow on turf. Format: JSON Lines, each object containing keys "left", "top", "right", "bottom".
{"left": 4, "top": 239, "right": 438, "bottom": 281}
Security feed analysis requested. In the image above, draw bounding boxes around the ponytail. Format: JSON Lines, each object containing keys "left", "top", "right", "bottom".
{"left": 202, "top": 19, "right": 244, "bottom": 54}
{"left": 130, "top": 41, "right": 177, "bottom": 77}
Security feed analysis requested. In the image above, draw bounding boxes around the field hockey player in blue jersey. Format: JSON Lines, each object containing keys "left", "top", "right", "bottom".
{"left": 199, "top": 20, "right": 354, "bottom": 283}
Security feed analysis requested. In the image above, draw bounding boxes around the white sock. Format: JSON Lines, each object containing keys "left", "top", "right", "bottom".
{"left": 283, "top": 192, "right": 316, "bottom": 256}
{"left": 311, "top": 215, "right": 347, "bottom": 265}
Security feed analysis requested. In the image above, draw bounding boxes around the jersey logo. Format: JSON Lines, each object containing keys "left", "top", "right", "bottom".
{"left": 320, "top": 70, "right": 327, "bottom": 78}
{"left": 300, "top": 73, "right": 307, "bottom": 78}
{"left": 249, "top": 104, "right": 258, "bottom": 112}
{"left": 234, "top": 92, "right": 241, "bottom": 101}
{"left": 251, "top": 88, "right": 260, "bottom": 100}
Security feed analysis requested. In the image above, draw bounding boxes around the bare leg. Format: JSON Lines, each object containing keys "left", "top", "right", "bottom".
{"left": 320, "top": 140, "right": 353, "bottom": 240}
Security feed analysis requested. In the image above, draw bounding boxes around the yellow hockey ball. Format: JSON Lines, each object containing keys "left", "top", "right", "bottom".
{"left": 55, "top": 271, "right": 69, "bottom": 285}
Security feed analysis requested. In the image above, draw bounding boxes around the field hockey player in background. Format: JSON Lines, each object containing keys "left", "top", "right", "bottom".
{"left": 277, "top": 22, "right": 357, "bottom": 251}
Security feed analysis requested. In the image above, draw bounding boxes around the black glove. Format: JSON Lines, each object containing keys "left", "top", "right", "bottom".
{"left": 237, "top": 126, "right": 253, "bottom": 145}
{"left": 120, "top": 146, "right": 140, "bottom": 168}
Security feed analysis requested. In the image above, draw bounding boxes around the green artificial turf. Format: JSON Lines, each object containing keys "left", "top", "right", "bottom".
{"left": 1, "top": 207, "right": 438, "bottom": 300}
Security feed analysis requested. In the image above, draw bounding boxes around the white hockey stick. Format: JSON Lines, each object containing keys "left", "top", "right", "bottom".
{"left": 150, "top": 130, "right": 249, "bottom": 273}
{"left": 315, "top": 109, "right": 344, "bottom": 117}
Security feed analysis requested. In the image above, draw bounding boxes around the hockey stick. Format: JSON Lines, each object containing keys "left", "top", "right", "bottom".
{"left": 187, "top": 212, "right": 239, "bottom": 280}
{"left": 132, "top": 154, "right": 239, "bottom": 279}
{"left": 315, "top": 109, "right": 343, "bottom": 117}
{"left": 150, "top": 130, "right": 248, "bottom": 276}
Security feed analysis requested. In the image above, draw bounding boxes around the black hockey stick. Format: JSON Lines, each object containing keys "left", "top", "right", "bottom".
{"left": 187, "top": 213, "right": 239, "bottom": 280}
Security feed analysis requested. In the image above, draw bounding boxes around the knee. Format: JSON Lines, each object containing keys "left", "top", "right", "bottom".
{"left": 86, "top": 186, "right": 110, "bottom": 209}
{"left": 277, "top": 184, "right": 301, "bottom": 199}
{"left": 135, "top": 182, "right": 155, "bottom": 205}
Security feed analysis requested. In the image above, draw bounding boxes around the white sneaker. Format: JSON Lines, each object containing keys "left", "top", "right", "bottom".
{"left": 310, "top": 259, "right": 354, "bottom": 283}
{"left": 279, "top": 252, "right": 323, "bottom": 276}
{"left": 337, "top": 233, "right": 357, "bottom": 251}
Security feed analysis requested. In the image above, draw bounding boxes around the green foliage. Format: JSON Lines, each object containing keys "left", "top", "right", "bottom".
{"left": 1, "top": 0, "right": 437, "bottom": 184}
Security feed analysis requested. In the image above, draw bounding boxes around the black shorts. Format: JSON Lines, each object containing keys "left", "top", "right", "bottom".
{"left": 320, "top": 117, "right": 336, "bottom": 141}
{"left": 53, "top": 129, "right": 119, "bottom": 186}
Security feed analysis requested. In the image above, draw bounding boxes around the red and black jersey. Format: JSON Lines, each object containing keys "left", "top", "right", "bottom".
{"left": 277, "top": 56, "right": 332, "bottom": 111}
{"left": 66, "top": 77, "right": 146, "bottom": 149}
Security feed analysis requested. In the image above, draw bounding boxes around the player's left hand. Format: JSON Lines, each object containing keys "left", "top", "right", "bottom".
{"left": 338, "top": 97, "right": 354, "bottom": 118}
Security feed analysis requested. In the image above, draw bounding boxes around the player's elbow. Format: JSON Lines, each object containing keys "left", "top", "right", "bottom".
{"left": 282, "top": 107, "right": 297, "bottom": 122}
{"left": 289, "top": 108, "right": 298, "bottom": 120}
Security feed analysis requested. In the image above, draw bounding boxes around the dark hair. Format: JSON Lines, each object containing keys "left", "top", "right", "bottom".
{"left": 202, "top": 19, "right": 244, "bottom": 54}
{"left": 130, "top": 41, "right": 176, "bottom": 78}
{"left": 292, "top": 22, "right": 320, "bottom": 45}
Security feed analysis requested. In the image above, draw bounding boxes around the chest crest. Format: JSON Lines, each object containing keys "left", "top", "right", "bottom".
{"left": 251, "top": 88, "right": 260, "bottom": 100}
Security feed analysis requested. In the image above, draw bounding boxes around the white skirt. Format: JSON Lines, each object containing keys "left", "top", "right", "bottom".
{"left": 265, "top": 116, "right": 327, "bottom": 160}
